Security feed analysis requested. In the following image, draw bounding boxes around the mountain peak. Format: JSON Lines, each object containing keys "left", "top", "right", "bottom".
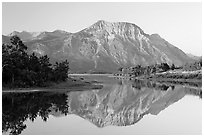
{"left": 8, "top": 31, "right": 20, "bottom": 36}
{"left": 95, "top": 20, "right": 138, "bottom": 26}
{"left": 93, "top": 20, "right": 139, "bottom": 28}
{"left": 6, "top": 30, "right": 69, "bottom": 41}
{"left": 151, "top": 33, "right": 161, "bottom": 38}
{"left": 90, "top": 20, "right": 111, "bottom": 29}
{"left": 96, "top": 20, "right": 108, "bottom": 24}
{"left": 84, "top": 20, "right": 147, "bottom": 41}
{"left": 53, "top": 29, "right": 67, "bottom": 33}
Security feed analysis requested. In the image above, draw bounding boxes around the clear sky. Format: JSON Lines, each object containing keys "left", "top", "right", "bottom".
{"left": 2, "top": 2, "right": 202, "bottom": 56}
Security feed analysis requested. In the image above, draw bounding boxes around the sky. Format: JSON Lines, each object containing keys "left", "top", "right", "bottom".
{"left": 2, "top": 2, "right": 202, "bottom": 56}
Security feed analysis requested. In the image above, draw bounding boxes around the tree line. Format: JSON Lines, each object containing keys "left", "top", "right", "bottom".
{"left": 2, "top": 36, "right": 69, "bottom": 88}
{"left": 119, "top": 59, "right": 202, "bottom": 77}
{"left": 120, "top": 63, "right": 174, "bottom": 77}
{"left": 182, "top": 59, "right": 202, "bottom": 71}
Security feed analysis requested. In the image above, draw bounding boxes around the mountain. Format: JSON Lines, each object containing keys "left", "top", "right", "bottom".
{"left": 7, "top": 30, "right": 69, "bottom": 42}
{"left": 2, "top": 20, "right": 194, "bottom": 73}
{"left": 8, "top": 31, "right": 42, "bottom": 41}
{"left": 186, "top": 53, "right": 201, "bottom": 61}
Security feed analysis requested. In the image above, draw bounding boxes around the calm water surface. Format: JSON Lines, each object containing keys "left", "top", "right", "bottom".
{"left": 2, "top": 75, "right": 202, "bottom": 135}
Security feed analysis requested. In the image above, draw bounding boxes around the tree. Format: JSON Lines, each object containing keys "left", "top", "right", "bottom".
{"left": 2, "top": 36, "right": 70, "bottom": 88}
{"left": 171, "top": 64, "right": 175, "bottom": 70}
{"left": 160, "top": 63, "right": 170, "bottom": 72}
{"left": 2, "top": 36, "right": 29, "bottom": 85}
{"left": 52, "top": 60, "right": 69, "bottom": 82}
{"left": 39, "top": 55, "right": 52, "bottom": 82}
{"left": 10, "top": 35, "right": 27, "bottom": 53}
{"left": 118, "top": 67, "right": 123, "bottom": 72}
{"left": 151, "top": 66, "right": 156, "bottom": 73}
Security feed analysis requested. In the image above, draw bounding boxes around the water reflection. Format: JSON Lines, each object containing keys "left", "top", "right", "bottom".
{"left": 69, "top": 79, "right": 201, "bottom": 128}
{"left": 2, "top": 92, "right": 69, "bottom": 135}
{"left": 2, "top": 78, "right": 202, "bottom": 135}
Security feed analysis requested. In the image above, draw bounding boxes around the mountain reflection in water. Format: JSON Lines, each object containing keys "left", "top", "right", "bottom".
{"left": 2, "top": 78, "right": 202, "bottom": 135}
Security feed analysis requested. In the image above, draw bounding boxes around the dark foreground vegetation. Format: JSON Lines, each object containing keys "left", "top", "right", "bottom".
{"left": 2, "top": 36, "right": 69, "bottom": 88}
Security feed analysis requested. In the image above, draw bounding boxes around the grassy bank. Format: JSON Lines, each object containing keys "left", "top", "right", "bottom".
{"left": 2, "top": 77, "right": 103, "bottom": 92}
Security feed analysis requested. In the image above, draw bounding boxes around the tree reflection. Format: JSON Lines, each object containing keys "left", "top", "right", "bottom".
{"left": 132, "top": 79, "right": 171, "bottom": 90}
{"left": 131, "top": 79, "right": 201, "bottom": 98}
{"left": 2, "top": 92, "right": 69, "bottom": 135}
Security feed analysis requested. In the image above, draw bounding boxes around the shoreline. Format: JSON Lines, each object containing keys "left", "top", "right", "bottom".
{"left": 2, "top": 78, "right": 103, "bottom": 93}
{"left": 135, "top": 70, "right": 202, "bottom": 88}
{"left": 2, "top": 71, "right": 202, "bottom": 92}
{"left": 113, "top": 70, "right": 202, "bottom": 88}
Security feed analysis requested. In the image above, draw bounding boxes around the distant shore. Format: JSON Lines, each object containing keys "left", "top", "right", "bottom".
{"left": 136, "top": 70, "right": 202, "bottom": 87}
{"left": 112, "top": 69, "right": 202, "bottom": 88}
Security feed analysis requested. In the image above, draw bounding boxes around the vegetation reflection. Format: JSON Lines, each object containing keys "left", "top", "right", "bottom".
{"left": 2, "top": 92, "right": 69, "bottom": 135}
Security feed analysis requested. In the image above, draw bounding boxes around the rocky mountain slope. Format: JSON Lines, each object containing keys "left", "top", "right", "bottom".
{"left": 186, "top": 53, "right": 201, "bottom": 61}
{"left": 2, "top": 20, "right": 194, "bottom": 73}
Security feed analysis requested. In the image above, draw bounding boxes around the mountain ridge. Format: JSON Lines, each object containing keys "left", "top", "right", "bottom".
{"left": 3, "top": 20, "right": 194, "bottom": 73}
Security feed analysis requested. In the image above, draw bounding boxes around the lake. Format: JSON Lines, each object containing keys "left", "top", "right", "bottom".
{"left": 2, "top": 75, "right": 202, "bottom": 135}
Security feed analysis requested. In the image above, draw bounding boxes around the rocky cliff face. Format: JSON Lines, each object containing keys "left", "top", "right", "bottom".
{"left": 3, "top": 20, "right": 193, "bottom": 72}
